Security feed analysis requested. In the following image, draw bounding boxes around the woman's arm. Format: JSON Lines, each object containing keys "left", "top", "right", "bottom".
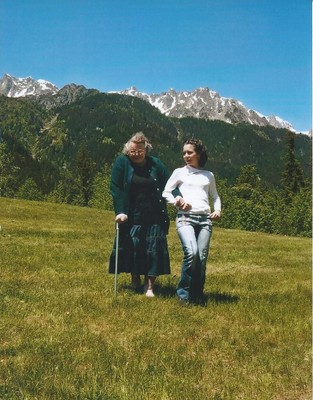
{"left": 162, "top": 169, "right": 191, "bottom": 211}
{"left": 208, "top": 173, "right": 222, "bottom": 220}
{"left": 162, "top": 169, "right": 180, "bottom": 204}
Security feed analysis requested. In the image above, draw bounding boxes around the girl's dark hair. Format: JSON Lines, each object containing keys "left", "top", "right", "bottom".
{"left": 183, "top": 138, "right": 208, "bottom": 167}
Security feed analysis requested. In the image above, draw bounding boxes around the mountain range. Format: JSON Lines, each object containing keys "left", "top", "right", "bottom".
{"left": 112, "top": 86, "right": 295, "bottom": 132}
{"left": 0, "top": 74, "right": 299, "bottom": 133}
{"left": 0, "top": 71, "right": 311, "bottom": 212}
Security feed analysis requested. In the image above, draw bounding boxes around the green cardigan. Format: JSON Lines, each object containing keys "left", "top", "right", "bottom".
{"left": 110, "top": 154, "right": 171, "bottom": 233}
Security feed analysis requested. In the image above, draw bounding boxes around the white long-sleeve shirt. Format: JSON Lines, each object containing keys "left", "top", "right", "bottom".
{"left": 162, "top": 165, "right": 221, "bottom": 215}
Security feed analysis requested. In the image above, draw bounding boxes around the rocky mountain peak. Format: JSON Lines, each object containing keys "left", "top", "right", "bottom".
{"left": 115, "top": 86, "right": 296, "bottom": 132}
{"left": 0, "top": 74, "right": 58, "bottom": 97}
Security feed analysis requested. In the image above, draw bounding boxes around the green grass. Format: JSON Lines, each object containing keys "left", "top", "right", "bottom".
{"left": 0, "top": 198, "right": 311, "bottom": 400}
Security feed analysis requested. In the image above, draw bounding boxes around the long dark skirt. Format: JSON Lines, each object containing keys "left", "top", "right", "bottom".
{"left": 109, "top": 223, "right": 170, "bottom": 276}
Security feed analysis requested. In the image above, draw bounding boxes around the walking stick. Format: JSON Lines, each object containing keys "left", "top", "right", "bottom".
{"left": 114, "top": 222, "right": 119, "bottom": 298}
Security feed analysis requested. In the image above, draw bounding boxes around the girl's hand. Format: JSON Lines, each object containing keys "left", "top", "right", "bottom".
{"left": 174, "top": 196, "right": 192, "bottom": 211}
{"left": 210, "top": 211, "right": 221, "bottom": 221}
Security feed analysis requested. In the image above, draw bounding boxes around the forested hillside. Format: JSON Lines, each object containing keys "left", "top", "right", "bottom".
{"left": 0, "top": 92, "right": 311, "bottom": 236}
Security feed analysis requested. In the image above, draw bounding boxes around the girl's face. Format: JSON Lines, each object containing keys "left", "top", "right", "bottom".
{"left": 183, "top": 144, "right": 201, "bottom": 168}
{"left": 128, "top": 142, "right": 147, "bottom": 166}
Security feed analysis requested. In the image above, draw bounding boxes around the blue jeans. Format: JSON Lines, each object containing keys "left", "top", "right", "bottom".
{"left": 176, "top": 214, "right": 213, "bottom": 301}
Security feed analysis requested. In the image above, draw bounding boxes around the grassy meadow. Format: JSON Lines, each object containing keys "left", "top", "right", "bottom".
{"left": 0, "top": 198, "right": 311, "bottom": 400}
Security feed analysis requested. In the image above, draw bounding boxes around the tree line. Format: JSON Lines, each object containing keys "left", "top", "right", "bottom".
{"left": 0, "top": 130, "right": 310, "bottom": 237}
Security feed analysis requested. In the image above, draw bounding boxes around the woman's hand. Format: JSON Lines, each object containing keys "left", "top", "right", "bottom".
{"left": 115, "top": 214, "right": 128, "bottom": 224}
{"left": 210, "top": 211, "right": 221, "bottom": 221}
{"left": 174, "top": 196, "right": 192, "bottom": 211}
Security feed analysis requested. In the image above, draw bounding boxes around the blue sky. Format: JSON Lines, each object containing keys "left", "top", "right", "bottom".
{"left": 0, "top": 0, "right": 311, "bottom": 132}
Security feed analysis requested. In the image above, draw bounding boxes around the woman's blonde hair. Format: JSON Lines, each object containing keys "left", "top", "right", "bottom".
{"left": 122, "top": 132, "right": 153, "bottom": 155}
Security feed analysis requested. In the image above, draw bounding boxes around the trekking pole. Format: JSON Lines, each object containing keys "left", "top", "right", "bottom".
{"left": 114, "top": 222, "right": 119, "bottom": 298}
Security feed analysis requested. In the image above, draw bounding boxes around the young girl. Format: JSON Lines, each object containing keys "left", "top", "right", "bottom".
{"left": 162, "top": 138, "right": 221, "bottom": 304}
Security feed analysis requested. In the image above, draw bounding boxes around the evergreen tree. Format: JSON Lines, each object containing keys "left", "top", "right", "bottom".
{"left": 280, "top": 131, "right": 304, "bottom": 201}
{"left": 16, "top": 178, "right": 43, "bottom": 201}
{"left": 236, "top": 164, "right": 260, "bottom": 187}
{"left": 0, "top": 142, "right": 20, "bottom": 197}
{"left": 74, "top": 143, "right": 96, "bottom": 206}
{"left": 88, "top": 164, "right": 113, "bottom": 210}
{"left": 232, "top": 164, "right": 262, "bottom": 200}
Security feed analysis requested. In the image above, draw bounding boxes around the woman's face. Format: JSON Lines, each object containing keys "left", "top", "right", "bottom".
{"left": 183, "top": 143, "right": 201, "bottom": 168}
{"left": 128, "top": 142, "right": 147, "bottom": 166}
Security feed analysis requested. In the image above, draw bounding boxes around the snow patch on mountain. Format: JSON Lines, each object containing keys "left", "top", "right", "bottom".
{"left": 112, "top": 86, "right": 296, "bottom": 132}
{"left": 0, "top": 74, "right": 58, "bottom": 97}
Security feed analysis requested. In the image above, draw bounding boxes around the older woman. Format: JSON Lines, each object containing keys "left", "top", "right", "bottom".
{"left": 162, "top": 138, "right": 221, "bottom": 305}
{"left": 109, "top": 132, "right": 175, "bottom": 297}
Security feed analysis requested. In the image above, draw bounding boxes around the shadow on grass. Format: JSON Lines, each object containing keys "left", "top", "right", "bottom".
{"left": 205, "top": 292, "right": 240, "bottom": 304}
{"left": 119, "top": 282, "right": 176, "bottom": 296}
{"left": 155, "top": 283, "right": 177, "bottom": 298}
{"left": 156, "top": 285, "right": 240, "bottom": 306}
{"left": 119, "top": 283, "right": 240, "bottom": 306}
{"left": 119, "top": 282, "right": 176, "bottom": 297}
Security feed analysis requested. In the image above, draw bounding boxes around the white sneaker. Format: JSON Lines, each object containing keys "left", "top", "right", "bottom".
{"left": 145, "top": 289, "right": 155, "bottom": 298}
{"left": 144, "top": 284, "right": 155, "bottom": 298}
